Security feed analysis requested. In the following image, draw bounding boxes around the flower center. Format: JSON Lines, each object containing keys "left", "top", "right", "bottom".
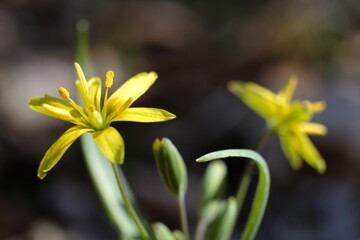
{"left": 58, "top": 87, "right": 104, "bottom": 130}
{"left": 85, "top": 104, "right": 104, "bottom": 130}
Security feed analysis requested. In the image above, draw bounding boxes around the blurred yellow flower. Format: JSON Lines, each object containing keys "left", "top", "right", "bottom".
{"left": 228, "top": 76, "right": 327, "bottom": 173}
{"left": 29, "top": 63, "right": 176, "bottom": 179}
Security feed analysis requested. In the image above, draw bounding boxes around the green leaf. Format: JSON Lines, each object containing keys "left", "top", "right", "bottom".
{"left": 197, "top": 149, "right": 270, "bottom": 240}
{"left": 81, "top": 133, "right": 139, "bottom": 239}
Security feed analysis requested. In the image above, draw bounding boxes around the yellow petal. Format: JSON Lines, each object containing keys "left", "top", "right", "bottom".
{"left": 293, "top": 132, "right": 326, "bottom": 173}
{"left": 92, "top": 127, "right": 125, "bottom": 164}
{"left": 279, "top": 133, "right": 302, "bottom": 170}
{"left": 305, "top": 101, "right": 326, "bottom": 114}
{"left": 105, "top": 98, "right": 133, "bottom": 124}
{"left": 37, "top": 126, "right": 92, "bottom": 179}
{"left": 74, "top": 62, "right": 89, "bottom": 92}
{"left": 228, "top": 81, "right": 277, "bottom": 119}
{"left": 29, "top": 95, "right": 86, "bottom": 126}
{"left": 298, "top": 122, "right": 327, "bottom": 136}
{"left": 74, "top": 63, "right": 91, "bottom": 107}
{"left": 106, "top": 72, "right": 158, "bottom": 113}
{"left": 111, "top": 107, "right": 176, "bottom": 122}
{"left": 277, "top": 76, "right": 298, "bottom": 103}
{"left": 87, "top": 77, "right": 102, "bottom": 111}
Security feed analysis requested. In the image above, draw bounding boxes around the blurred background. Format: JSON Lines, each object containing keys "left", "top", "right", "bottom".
{"left": 0, "top": 0, "right": 359, "bottom": 239}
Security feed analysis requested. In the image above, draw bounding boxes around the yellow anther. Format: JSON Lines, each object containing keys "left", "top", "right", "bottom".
{"left": 105, "top": 71, "right": 114, "bottom": 88}
{"left": 86, "top": 105, "right": 96, "bottom": 116}
{"left": 58, "top": 87, "right": 70, "bottom": 99}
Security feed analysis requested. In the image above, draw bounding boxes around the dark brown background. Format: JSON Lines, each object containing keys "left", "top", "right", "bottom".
{"left": 0, "top": 0, "right": 359, "bottom": 239}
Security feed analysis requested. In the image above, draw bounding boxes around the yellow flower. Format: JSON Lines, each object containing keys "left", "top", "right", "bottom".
{"left": 29, "top": 63, "right": 176, "bottom": 179}
{"left": 228, "top": 76, "right": 327, "bottom": 173}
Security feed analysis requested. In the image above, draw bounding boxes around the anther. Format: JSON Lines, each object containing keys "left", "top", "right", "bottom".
{"left": 105, "top": 71, "right": 114, "bottom": 88}
{"left": 58, "top": 87, "right": 70, "bottom": 99}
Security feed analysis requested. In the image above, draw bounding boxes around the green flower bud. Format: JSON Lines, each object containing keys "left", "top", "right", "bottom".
{"left": 199, "top": 160, "right": 227, "bottom": 213}
{"left": 207, "top": 197, "right": 237, "bottom": 240}
{"left": 172, "top": 230, "right": 186, "bottom": 240}
{"left": 152, "top": 222, "right": 175, "bottom": 240}
{"left": 153, "top": 138, "right": 188, "bottom": 198}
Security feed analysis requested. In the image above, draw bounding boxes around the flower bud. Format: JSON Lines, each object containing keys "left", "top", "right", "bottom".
{"left": 152, "top": 222, "right": 175, "bottom": 240}
{"left": 153, "top": 138, "right": 187, "bottom": 198}
{"left": 199, "top": 160, "right": 227, "bottom": 213}
{"left": 172, "top": 230, "right": 186, "bottom": 240}
{"left": 207, "top": 197, "right": 237, "bottom": 240}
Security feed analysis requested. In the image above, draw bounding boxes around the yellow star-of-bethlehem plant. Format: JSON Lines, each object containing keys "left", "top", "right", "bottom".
{"left": 228, "top": 76, "right": 327, "bottom": 173}
{"left": 29, "top": 63, "right": 176, "bottom": 179}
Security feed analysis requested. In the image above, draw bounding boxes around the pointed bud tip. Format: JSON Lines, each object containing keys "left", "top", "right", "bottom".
{"left": 317, "top": 163, "right": 326, "bottom": 174}
{"left": 37, "top": 171, "right": 46, "bottom": 180}
{"left": 76, "top": 19, "right": 89, "bottom": 32}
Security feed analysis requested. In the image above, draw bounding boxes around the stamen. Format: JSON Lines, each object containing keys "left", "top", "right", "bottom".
{"left": 86, "top": 105, "right": 96, "bottom": 116}
{"left": 105, "top": 71, "right": 114, "bottom": 88}
{"left": 86, "top": 104, "right": 104, "bottom": 129}
{"left": 102, "top": 70, "right": 114, "bottom": 119}
{"left": 58, "top": 87, "right": 70, "bottom": 99}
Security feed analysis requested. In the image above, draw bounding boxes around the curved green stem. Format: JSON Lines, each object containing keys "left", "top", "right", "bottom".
{"left": 235, "top": 162, "right": 253, "bottom": 216}
{"left": 111, "top": 163, "right": 150, "bottom": 240}
{"left": 235, "top": 130, "right": 272, "bottom": 216}
{"left": 178, "top": 194, "right": 190, "bottom": 240}
{"left": 197, "top": 149, "right": 270, "bottom": 240}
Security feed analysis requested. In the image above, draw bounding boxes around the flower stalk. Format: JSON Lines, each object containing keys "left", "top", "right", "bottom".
{"left": 111, "top": 163, "right": 150, "bottom": 240}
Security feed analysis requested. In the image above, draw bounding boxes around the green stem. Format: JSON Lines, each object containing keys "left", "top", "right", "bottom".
{"left": 178, "top": 194, "right": 190, "bottom": 240}
{"left": 235, "top": 130, "right": 272, "bottom": 217}
{"left": 254, "top": 129, "right": 273, "bottom": 152}
{"left": 194, "top": 217, "right": 210, "bottom": 240}
{"left": 111, "top": 163, "right": 150, "bottom": 240}
{"left": 235, "top": 162, "right": 253, "bottom": 216}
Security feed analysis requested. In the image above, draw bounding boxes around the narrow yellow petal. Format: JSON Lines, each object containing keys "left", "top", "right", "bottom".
{"left": 74, "top": 62, "right": 89, "bottom": 92}
{"left": 111, "top": 107, "right": 176, "bottom": 122}
{"left": 74, "top": 63, "right": 91, "bottom": 107}
{"left": 105, "top": 97, "right": 133, "bottom": 124}
{"left": 278, "top": 76, "right": 298, "bottom": 103}
{"left": 92, "top": 127, "right": 125, "bottom": 164}
{"left": 42, "top": 104, "right": 73, "bottom": 120}
{"left": 228, "top": 81, "right": 277, "bottom": 102}
{"left": 298, "top": 122, "right": 327, "bottom": 136}
{"left": 29, "top": 95, "right": 85, "bottom": 126}
{"left": 106, "top": 72, "right": 158, "bottom": 113}
{"left": 305, "top": 101, "right": 326, "bottom": 114}
{"left": 87, "top": 77, "right": 102, "bottom": 111}
{"left": 228, "top": 81, "right": 277, "bottom": 119}
{"left": 37, "top": 126, "right": 92, "bottom": 179}
{"left": 293, "top": 132, "right": 326, "bottom": 173}
{"left": 279, "top": 133, "right": 302, "bottom": 170}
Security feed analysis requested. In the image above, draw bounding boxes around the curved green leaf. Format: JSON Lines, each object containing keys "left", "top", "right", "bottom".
{"left": 196, "top": 149, "right": 270, "bottom": 240}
